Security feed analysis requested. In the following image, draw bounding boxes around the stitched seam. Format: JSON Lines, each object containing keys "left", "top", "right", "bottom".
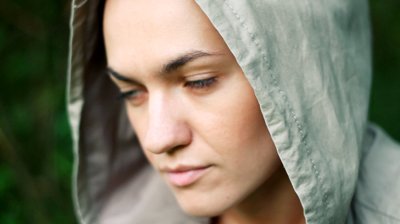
{"left": 223, "top": 0, "right": 329, "bottom": 213}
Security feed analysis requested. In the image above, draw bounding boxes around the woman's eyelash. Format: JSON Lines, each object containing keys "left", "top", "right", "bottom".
{"left": 184, "top": 77, "right": 217, "bottom": 89}
{"left": 118, "top": 90, "right": 140, "bottom": 100}
{"left": 117, "top": 77, "right": 216, "bottom": 100}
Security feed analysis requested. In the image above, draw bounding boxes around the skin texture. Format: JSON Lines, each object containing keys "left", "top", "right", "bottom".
{"left": 103, "top": 0, "right": 304, "bottom": 223}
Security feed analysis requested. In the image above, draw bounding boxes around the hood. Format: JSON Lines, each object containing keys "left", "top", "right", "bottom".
{"left": 67, "top": 0, "right": 372, "bottom": 223}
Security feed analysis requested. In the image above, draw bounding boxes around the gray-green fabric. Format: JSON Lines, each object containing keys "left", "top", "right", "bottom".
{"left": 67, "top": 0, "right": 400, "bottom": 223}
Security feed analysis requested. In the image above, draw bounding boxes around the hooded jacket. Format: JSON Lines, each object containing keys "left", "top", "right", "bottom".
{"left": 67, "top": 0, "right": 400, "bottom": 223}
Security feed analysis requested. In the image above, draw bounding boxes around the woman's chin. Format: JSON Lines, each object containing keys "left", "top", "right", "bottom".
{"left": 179, "top": 202, "right": 225, "bottom": 217}
{"left": 175, "top": 194, "right": 230, "bottom": 217}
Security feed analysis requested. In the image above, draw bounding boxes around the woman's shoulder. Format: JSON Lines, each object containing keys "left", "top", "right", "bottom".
{"left": 349, "top": 123, "right": 400, "bottom": 224}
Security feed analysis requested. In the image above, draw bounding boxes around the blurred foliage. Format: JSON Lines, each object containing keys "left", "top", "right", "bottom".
{"left": 0, "top": 0, "right": 75, "bottom": 223}
{"left": 0, "top": 0, "right": 399, "bottom": 223}
{"left": 369, "top": 0, "right": 400, "bottom": 138}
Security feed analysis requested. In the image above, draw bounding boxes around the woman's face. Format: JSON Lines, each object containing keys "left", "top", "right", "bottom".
{"left": 104, "top": 0, "right": 281, "bottom": 216}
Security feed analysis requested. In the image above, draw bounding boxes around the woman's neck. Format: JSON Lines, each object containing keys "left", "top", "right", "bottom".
{"left": 216, "top": 165, "right": 305, "bottom": 224}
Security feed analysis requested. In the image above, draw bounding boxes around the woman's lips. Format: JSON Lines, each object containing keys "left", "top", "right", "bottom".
{"left": 165, "top": 165, "right": 211, "bottom": 187}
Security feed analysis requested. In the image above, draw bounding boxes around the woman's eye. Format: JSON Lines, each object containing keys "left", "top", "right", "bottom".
{"left": 118, "top": 89, "right": 143, "bottom": 100}
{"left": 184, "top": 77, "right": 217, "bottom": 89}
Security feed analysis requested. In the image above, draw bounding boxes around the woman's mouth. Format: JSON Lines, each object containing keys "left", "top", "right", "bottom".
{"left": 165, "top": 165, "right": 212, "bottom": 187}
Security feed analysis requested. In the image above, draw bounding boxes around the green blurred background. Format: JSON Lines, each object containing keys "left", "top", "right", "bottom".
{"left": 0, "top": 1, "right": 399, "bottom": 223}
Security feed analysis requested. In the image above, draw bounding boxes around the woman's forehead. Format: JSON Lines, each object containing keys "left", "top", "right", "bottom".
{"left": 103, "top": 0, "right": 213, "bottom": 42}
{"left": 103, "top": 0, "right": 230, "bottom": 79}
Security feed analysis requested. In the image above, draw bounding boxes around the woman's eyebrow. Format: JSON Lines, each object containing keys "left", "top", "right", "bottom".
{"left": 106, "top": 50, "right": 220, "bottom": 83}
{"left": 106, "top": 67, "right": 139, "bottom": 84}
{"left": 162, "top": 50, "right": 219, "bottom": 74}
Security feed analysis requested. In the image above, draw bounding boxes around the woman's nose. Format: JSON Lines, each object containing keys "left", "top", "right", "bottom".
{"left": 141, "top": 95, "right": 191, "bottom": 154}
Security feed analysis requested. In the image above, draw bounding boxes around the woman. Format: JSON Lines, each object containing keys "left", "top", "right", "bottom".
{"left": 67, "top": 0, "right": 400, "bottom": 223}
